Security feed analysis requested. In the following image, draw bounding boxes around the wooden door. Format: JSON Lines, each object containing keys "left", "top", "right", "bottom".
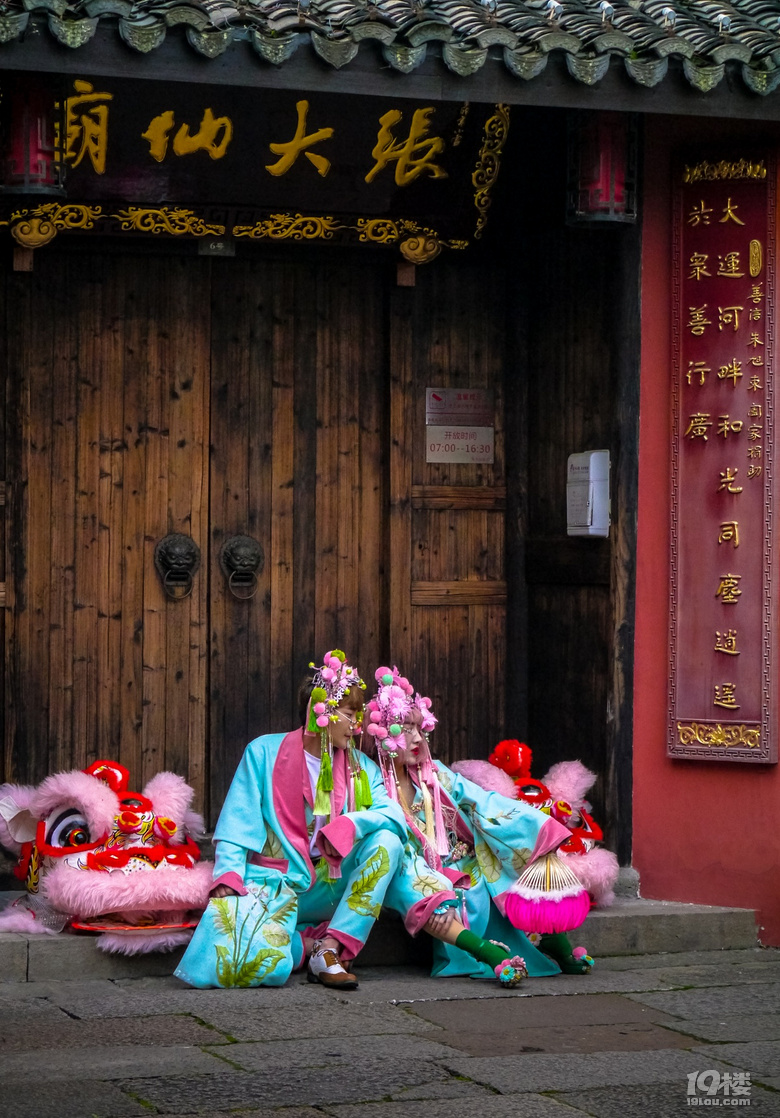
{"left": 2, "top": 244, "right": 509, "bottom": 821}
{"left": 388, "top": 262, "right": 506, "bottom": 762}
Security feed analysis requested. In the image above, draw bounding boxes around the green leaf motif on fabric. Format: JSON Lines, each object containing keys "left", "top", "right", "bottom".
{"left": 261, "top": 829, "right": 284, "bottom": 860}
{"left": 511, "top": 847, "right": 533, "bottom": 876}
{"left": 262, "top": 920, "right": 291, "bottom": 948}
{"left": 274, "top": 893, "right": 298, "bottom": 925}
{"left": 346, "top": 846, "right": 390, "bottom": 918}
{"left": 217, "top": 946, "right": 286, "bottom": 987}
{"left": 412, "top": 871, "right": 447, "bottom": 897}
{"left": 437, "top": 769, "right": 453, "bottom": 792}
{"left": 475, "top": 842, "right": 501, "bottom": 883}
{"left": 211, "top": 897, "right": 237, "bottom": 938}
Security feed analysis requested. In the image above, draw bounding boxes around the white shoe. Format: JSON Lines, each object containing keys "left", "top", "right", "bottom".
{"left": 307, "top": 945, "right": 359, "bottom": 989}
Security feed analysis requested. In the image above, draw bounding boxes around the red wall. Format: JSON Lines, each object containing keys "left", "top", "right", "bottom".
{"left": 635, "top": 114, "right": 780, "bottom": 945}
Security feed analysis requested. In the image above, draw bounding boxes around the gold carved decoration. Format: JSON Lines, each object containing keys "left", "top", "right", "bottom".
{"left": 750, "top": 239, "right": 763, "bottom": 277}
{"left": 400, "top": 235, "right": 441, "bottom": 264}
{"left": 683, "top": 159, "right": 767, "bottom": 183}
{"left": 10, "top": 203, "right": 102, "bottom": 247}
{"left": 677, "top": 721, "right": 761, "bottom": 749}
{"left": 232, "top": 214, "right": 344, "bottom": 240}
{"left": 472, "top": 103, "right": 510, "bottom": 241}
{"left": 112, "top": 207, "right": 226, "bottom": 236}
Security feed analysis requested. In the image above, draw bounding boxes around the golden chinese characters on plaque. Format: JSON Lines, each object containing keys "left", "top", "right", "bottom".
{"left": 670, "top": 153, "right": 777, "bottom": 763}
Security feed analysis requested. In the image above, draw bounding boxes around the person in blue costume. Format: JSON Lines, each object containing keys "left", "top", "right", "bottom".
{"left": 176, "top": 650, "right": 408, "bottom": 990}
{"left": 365, "top": 666, "right": 590, "bottom": 982}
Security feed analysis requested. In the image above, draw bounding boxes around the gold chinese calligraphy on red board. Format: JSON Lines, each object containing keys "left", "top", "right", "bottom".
{"left": 669, "top": 155, "right": 777, "bottom": 763}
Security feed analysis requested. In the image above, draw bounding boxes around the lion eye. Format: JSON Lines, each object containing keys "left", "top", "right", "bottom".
{"left": 47, "top": 809, "right": 91, "bottom": 848}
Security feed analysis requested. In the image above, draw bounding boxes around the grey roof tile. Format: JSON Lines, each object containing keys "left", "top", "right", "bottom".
{"left": 1, "top": 0, "right": 780, "bottom": 92}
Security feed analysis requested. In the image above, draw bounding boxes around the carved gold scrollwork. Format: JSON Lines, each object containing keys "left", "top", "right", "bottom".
{"left": 112, "top": 207, "right": 225, "bottom": 236}
{"left": 232, "top": 214, "right": 343, "bottom": 240}
{"left": 683, "top": 159, "right": 767, "bottom": 184}
{"left": 400, "top": 235, "right": 442, "bottom": 265}
{"left": 10, "top": 203, "right": 102, "bottom": 248}
{"left": 676, "top": 721, "right": 761, "bottom": 749}
{"left": 356, "top": 218, "right": 400, "bottom": 244}
{"left": 472, "top": 103, "right": 510, "bottom": 241}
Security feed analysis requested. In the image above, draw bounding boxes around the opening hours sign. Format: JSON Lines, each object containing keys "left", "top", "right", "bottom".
{"left": 669, "top": 153, "right": 778, "bottom": 763}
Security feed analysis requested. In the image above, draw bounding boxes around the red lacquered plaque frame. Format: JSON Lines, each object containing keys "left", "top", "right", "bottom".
{"left": 669, "top": 154, "right": 777, "bottom": 763}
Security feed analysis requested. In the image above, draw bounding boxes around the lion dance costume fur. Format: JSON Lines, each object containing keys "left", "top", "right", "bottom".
{"left": 453, "top": 740, "right": 619, "bottom": 909}
{"left": 0, "top": 759, "right": 213, "bottom": 953}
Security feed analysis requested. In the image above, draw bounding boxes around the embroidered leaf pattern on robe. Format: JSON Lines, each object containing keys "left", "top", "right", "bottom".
{"left": 459, "top": 854, "right": 482, "bottom": 887}
{"left": 261, "top": 829, "right": 284, "bottom": 860}
{"left": 211, "top": 897, "right": 237, "bottom": 938}
{"left": 511, "top": 847, "right": 533, "bottom": 876}
{"left": 475, "top": 841, "right": 501, "bottom": 883}
{"left": 263, "top": 920, "right": 291, "bottom": 947}
{"left": 274, "top": 893, "right": 298, "bottom": 925}
{"left": 346, "top": 846, "right": 390, "bottom": 918}
{"left": 412, "top": 871, "right": 448, "bottom": 897}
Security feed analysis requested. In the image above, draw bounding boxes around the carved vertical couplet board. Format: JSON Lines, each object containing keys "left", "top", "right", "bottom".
{"left": 669, "top": 154, "right": 777, "bottom": 762}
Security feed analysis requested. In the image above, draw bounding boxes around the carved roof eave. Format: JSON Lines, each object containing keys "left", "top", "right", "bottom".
{"left": 2, "top": 1, "right": 780, "bottom": 102}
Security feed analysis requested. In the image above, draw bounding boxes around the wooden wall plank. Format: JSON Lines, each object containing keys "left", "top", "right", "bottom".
{"left": 388, "top": 286, "right": 414, "bottom": 672}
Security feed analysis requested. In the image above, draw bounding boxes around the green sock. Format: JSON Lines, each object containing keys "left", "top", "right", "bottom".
{"left": 539, "top": 932, "right": 590, "bottom": 973}
{"left": 455, "top": 930, "right": 507, "bottom": 970}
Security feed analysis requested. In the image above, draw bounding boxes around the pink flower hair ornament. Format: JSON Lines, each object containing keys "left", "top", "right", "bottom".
{"left": 364, "top": 666, "right": 437, "bottom": 756}
{"left": 305, "top": 650, "right": 366, "bottom": 732}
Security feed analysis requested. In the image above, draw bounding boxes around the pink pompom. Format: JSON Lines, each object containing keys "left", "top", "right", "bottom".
{"left": 572, "top": 946, "right": 588, "bottom": 959}
{"left": 366, "top": 724, "right": 379, "bottom": 737}
{"left": 313, "top": 702, "right": 326, "bottom": 715}
{"left": 316, "top": 715, "right": 329, "bottom": 728}
{"left": 398, "top": 677, "right": 410, "bottom": 691}
{"left": 369, "top": 711, "right": 382, "bottom": 723}
{"left": 328, "top": 656, "right": 341, "bottom": 670}
{"left": 375, "top": 666, "right": 392, "bottom": 681}
{"left": 375, "top": 726, "right": 388, "bottom": 739}
{"left": 321, "top": 667, "right": 334, "bottom": 681}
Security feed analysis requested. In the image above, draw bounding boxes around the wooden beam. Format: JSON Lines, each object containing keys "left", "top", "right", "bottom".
{"left": 411, "top": 485, "right": 506, "bottom": 510}
{"left": 13, "top": 247, "right": 33, "bottom": 273}
{"left": 411, "top": 580, "right": 507, "bottom": 606}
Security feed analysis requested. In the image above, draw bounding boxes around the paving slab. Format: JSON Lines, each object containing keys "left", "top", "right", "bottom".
{"left": 0, "top": 1042, "right": 229, "bottom": 1083}
{"left": 387, "top": 1080, "right": 499, "bottom": 1102}
{"left": 556, "top": 1081, "right": 780, "bottom": 1118}
{"left": 0, "top": 1010, "right": 231, "bottom": 1051}
{"left": 213, "top": 1033, "right": 461, "bottom": 1072}
{"left": 694, "top": 1040, "right": 780, "bottom": 1083}
{"left": 169, "top": 1112, "right": 322, "bottom": 1118}
{"left": 627, "top": 982, "right": 780, "bottom": 1019}
{"left": 119, "top": 1061, "right": 458, "bottom": 1112}
{"left": 0, "top": 932, "right": 27, "bottom": 983}
{"left": 324, "top": 1097, "right": 578, "bottom": 1118}
{"left": 438, "top": 1049, "right": 736, "bottom": 1093}
{"left": 0, "top": 1080, "right": 148, "bottom": 1118}
{"left": 659, "top": 1013, "right": 780, "bottom": 1043}
{"left": 412, "top": 992, "right": 682, "bottom": 1030}
{"left": 193, "top": 1000, "right": 440, "bottom": 1041}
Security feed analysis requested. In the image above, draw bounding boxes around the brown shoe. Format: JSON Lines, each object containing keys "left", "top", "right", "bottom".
{"left": 307, "top": 946, "right": 359, "bottom": 989}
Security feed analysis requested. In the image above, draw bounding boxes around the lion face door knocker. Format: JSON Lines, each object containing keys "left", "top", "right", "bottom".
{"left": 219, "top": 535, "right": 264, "bottom": 600}
{"left": 154, "top": 534, "right": 201, "bottom": 600}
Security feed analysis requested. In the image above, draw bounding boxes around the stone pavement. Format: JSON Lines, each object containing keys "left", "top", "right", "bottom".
{"left": 1, "top": 948, "right": 779, "bottom": 1118}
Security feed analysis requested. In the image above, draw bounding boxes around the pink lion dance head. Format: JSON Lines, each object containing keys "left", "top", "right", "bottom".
{"left": 0, "top": 760, "right": 213, "bottom": 953}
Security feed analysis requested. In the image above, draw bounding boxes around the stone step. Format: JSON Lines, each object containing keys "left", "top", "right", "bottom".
{"left": 0, "top": 895, "right": 758, "bottom": 983}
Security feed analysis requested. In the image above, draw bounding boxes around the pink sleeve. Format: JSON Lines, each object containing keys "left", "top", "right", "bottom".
{"left": 318, "top": 816, "right": 357, "bottom": 876}
{"left": 209, "top": 871, "right": 248, "bottom": 897}
{"left": 530, "top": 816, "right": 572, "bottom": 861}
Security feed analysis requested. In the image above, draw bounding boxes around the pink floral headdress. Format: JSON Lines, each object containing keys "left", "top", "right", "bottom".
{"left": 366, "top": 666, "right": 448, "bottom": 859}
{"left": 304, "top": 651, "right": 371, "bottom": 818}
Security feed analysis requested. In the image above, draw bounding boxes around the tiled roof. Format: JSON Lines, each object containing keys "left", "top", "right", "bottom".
{"left": 3, "top": 0, "right": 780, "bottom": 93}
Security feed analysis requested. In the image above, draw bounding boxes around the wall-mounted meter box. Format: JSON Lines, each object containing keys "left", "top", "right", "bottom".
{"left": 566, "top": 450, "right": 611, "bottom": 537}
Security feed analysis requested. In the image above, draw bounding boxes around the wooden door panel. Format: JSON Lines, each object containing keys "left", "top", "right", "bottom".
{"left": 3, "top": 252, "right": 210, "bottom": 808}
{"left": 390, "top": 260, "right": 507, "bottom": 762}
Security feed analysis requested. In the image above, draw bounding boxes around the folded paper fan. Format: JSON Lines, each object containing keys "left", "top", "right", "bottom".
{"left": 504, "top": 852, "right": 590, "bottom": 934}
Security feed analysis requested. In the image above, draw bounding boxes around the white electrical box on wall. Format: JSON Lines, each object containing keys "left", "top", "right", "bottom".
{"left": 566, "top": 450, "right": 611, "bottom": 537}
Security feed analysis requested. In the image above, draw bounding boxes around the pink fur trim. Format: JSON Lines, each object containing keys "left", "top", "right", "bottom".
{"left": 142, "top": 772, "right": 197, "bottom": 841}
{"left": 184, "top": 809, "right": 205, "bottom": 839}
{"left": 0, "top": 784, "right": 37, "bottom": 852}
{"left": 43, "top": 858, "right": 213, "bottom": 918}
{"left": 561, "top": 846, "right": 619, "bottom": 908}
{"left": 96, "top": 928, "right": 193, "bottom": 955}
{"left": 542, "top": 761, "right": 596, "bottom": 812}
{"left": 451, "top": 760, "right": 518, "bottom": 799}
{"left": 0, "top": 902, "right": 59, "bottom": 935}
{"left": 31, "top": 771, "right": 119, "bottom": 842}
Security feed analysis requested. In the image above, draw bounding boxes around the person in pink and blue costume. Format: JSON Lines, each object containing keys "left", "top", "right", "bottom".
{"left": 365, "top": 667, "right": 573, "bottom": 986}
{"left": 176, "top": 651, "right": 407, "bottom": 990}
